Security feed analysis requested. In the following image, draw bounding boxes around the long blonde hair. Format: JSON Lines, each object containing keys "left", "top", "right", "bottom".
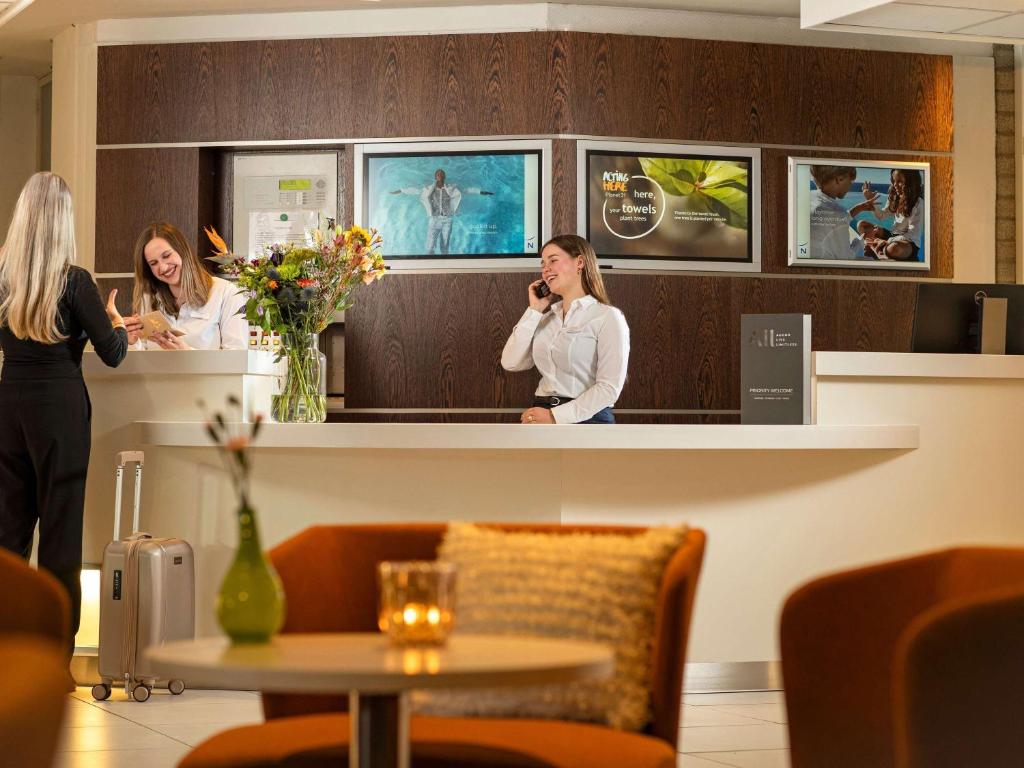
{"left": 542, "top": 234, "right": 611, "bottom": 305}
{"left": 0, "top": 172, "right": 76, "bottom": 343}
{"left": 132, "top": 222, "right": 212, "bottom": 316}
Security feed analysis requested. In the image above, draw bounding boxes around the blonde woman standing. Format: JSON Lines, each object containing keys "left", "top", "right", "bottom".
{"left": 0, "top": 173, "right": 127, "bottom": 655}
{"left": 502, "top": 234, "right": 630, "bottom": 424}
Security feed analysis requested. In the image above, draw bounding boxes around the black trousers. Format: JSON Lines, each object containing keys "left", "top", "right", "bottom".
{"left": 0, "top": 377, "right": 92, "bottom": 655}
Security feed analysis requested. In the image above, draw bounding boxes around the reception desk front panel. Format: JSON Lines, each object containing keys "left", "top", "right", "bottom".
{"left": 76, "top": 350, "right": 1024, "bottom": 667}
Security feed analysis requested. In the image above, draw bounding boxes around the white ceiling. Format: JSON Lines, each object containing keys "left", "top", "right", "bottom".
{"left": 0, "top": 0, "right": 800, "bottom": 76}
{"left": 5, "top": 0, "right": 1018, "bottom": 79}
{"left": 803, "top": 0, "right": 1024, "bottom": 39}
{"left": 2, "top": 0, "right": 800, "bottom": 36}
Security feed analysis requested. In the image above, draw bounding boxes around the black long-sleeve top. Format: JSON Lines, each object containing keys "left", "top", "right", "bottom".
{"left": 0, "top": 265, "right": 128, "bottom": 381}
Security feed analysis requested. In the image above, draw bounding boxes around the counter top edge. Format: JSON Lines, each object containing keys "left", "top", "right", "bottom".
{"left": 136, "top": 421, "right": 919, "bottom": 451}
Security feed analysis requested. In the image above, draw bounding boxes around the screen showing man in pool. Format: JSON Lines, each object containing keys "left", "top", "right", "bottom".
{"left": 367, "top": 151, "right": 541, "bottom": 258}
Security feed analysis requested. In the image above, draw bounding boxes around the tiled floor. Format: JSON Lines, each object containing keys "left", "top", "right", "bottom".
{"left": 58, "top": 687, "right": 790, "bottom": 767}
{"left": 679, "top": 691, "right": 789, "bottom": 767}
{"left": 58, "top": 688, "right": 263, "bottom": 768}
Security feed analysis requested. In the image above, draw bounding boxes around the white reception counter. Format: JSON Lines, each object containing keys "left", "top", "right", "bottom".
{"left": 77, "top": 349, "right": 1024, "bottom": 682}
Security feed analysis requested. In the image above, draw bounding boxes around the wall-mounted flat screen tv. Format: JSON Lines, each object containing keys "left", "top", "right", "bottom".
{"left": 577, "top": 140, "right": 761, "bottom": 272}
{"left": 788, "top": 157, "right": 930, "bottom": 271}
{"left": 355, "top": 140, "right": 550, "bottom": 270}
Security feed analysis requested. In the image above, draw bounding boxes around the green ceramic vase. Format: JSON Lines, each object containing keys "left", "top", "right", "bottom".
{"left": 217, "top": 501, "right": 285, "bottom": 644}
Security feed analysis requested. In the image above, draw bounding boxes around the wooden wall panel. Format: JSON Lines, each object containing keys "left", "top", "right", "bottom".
{"left": 607, "top": 274, "right": 735, "bottom": 410}
{"left": 760, "top": 149, "right": 953, "bottom": 278}
{"left": 97, "top": 33, "right": 952, "bottom": 153}
{"left": 346, "top": 273, "right": 919, "bottom": 411}
{"left": 550, "top": 139, "right": 577, "bottom": 236}
{"left": 95, "top": 148, "right": 201, "bottom": 274}
{"left": 345, "top": 273, "right": 539, "bottom": 408}
{"left": 833, "top": 280, "right": 917, "bottom": 352}
{"left": 95, "top": 277, "right": 135, "bottom": 317}
{"left": 93, "top": 31, "right": 957, "bottom": 414}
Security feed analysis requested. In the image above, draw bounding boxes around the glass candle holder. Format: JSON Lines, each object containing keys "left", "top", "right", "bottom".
{"left": 377, "top": 561, "right": 457, "bottom": 646}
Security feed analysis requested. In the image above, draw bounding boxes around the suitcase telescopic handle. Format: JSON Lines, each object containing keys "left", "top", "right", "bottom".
{"left": 114, "top": 451, "right": 145, "bottom": 540}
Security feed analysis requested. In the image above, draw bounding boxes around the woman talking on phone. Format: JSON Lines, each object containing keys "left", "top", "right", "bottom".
{"left": 0, "top": 172, "right": 128, "bottom": 655}
{"left": 123, "top": 221, "right": 247, "bottom": 349}
{"left": 501, "top": 234, "right": 629, "bottom": 424}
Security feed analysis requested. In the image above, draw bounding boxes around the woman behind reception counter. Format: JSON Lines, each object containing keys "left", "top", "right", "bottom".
{"left": 501, "top": 234, "right": 630, "bottom": 424}
{"left": 124, "top": 222, "right": 247, "bottom": 349}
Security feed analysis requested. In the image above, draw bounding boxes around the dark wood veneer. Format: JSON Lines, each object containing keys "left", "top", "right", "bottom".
{"left": 345, "top": 273, "right": 918, "bottom": 411}
{"left": 98, "top": 33, "right": 952, "bottom": 153}
{"left": 95, "top": 277, "right": 135, "bottom": 317}
{"left": 94, "top": 31, "right": 953, "bottom": 411}
{"left": 95, "top": 148, "right": 203, "bottom": 275}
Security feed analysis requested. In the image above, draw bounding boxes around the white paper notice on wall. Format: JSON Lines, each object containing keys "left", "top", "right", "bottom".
{"left": 248, "top": 210, "right": 319, "bottom": 256}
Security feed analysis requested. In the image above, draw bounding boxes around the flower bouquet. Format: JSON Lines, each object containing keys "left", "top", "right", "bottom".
{"left": 205, "top": 223, "right": 386, "bottom": 423}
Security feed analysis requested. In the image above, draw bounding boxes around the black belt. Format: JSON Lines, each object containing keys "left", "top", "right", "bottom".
{"left": 533, "top": 395, "right": 574, "bottom": 408}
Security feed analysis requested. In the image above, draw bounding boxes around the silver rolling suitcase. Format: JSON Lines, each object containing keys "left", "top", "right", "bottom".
{"left": 91, "top": 451, "right": 195, "bottom": 703}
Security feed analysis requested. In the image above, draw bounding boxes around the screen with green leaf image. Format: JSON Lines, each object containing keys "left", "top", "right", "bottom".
{"left": 585, "top": 149, "right": 754, "bottom": 264}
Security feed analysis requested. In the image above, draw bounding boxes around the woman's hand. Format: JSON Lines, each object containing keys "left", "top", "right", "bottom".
{"left": 105, "top": 289, "right": 125, "bottom": 328}
{"left": 151, "top": 331, "right": 188, "bottom": 350}
{"left": 848, "top": 182, "right": 881, "bottom": 217}
{"left": 862, "top": 181, "right": 879, "bottom": 206}
{"left": 121, "top": 314, "right": 144, "bottom": 345}
{"left": 521, "top": 407, "right": 555, "bottom": 424}
{"left": 528, "top": 280, "right": 552, "bottom": 313}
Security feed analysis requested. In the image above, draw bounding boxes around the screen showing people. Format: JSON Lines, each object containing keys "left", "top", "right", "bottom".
{"left": 364, "top": 150, "right": 541, "bottom": 259}
{"left": 583, "top": 147, "right": 755, "bottom": 266}
{"left": 790, "top": 159, "right": 929, "bottom": 270}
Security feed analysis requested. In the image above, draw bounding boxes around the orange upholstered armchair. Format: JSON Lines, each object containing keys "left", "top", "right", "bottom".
{"left": 781, "top": 546, "right": 1024, "bottom": 768}
{"left": 0, "top": 547, "right": 72, "bottom": 768}
{"left": 182, "top": 523, "right": 705, "bottom": 768}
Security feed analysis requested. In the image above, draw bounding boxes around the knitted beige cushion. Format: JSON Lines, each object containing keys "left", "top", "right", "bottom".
{"left": 413, "top": 522, "right": 688, "bottom": 731}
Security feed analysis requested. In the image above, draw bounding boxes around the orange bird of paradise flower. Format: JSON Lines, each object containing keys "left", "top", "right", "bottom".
{"left": 204, "top": 226, "right": 229, "bottom": 257}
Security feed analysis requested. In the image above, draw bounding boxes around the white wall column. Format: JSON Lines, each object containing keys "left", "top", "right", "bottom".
{"left": 52, "top": 23, "right": 98, "bottom": 271}
{"left": 0, "top": 74, "right": 40, "bottom": 238}
{"left": 953, "top": 54, "right": 997, "bottom": 283}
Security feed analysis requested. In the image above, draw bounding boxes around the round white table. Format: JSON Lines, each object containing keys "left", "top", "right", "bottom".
{"left": 146, "top": 633, "right": 613, "bottom": 768}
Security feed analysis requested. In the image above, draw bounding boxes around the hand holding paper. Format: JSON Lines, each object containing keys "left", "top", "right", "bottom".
{"left": 150, "top": 331, "right": 189, "bottom": 350}
{"left": 139, "top": 311, "right": 186, "bottom": 340}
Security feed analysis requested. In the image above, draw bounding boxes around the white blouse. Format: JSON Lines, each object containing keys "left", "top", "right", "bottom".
{"left": 137, "top": 276, "right": 248, "bottom": 350}
{"left": 888, "top": 197, "right": 925, "bottom": 249}
{"left": 501, "top": 294, "right": 630, "bottom": 424}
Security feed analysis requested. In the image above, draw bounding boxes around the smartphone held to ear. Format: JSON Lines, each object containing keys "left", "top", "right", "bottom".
{"left": 534, "top": 281, "right": 551, "bottom": 299}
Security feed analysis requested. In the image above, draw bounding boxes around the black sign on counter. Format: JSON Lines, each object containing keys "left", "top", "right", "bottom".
{"left": 740, "top": 314, "right": 812, "bottom": 425}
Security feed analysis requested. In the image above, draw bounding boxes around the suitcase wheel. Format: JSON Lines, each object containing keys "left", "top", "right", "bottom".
{"left": 131, "top": 684, "right": 152, "bottom": 703}
{"left": 91, "top": 683, "right": 112, "bottom": 701}
{"left": 168, "top": 679, "right": 185, "bottom": 696}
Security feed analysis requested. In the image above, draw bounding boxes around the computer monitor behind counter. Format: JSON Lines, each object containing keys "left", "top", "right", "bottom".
{"left": 912, "top": 283, "right": 1024, "bottom": 354}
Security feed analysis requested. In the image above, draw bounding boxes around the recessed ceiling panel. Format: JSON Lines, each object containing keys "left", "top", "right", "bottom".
{"left": 902, "top": 0, "right": 1024, "bottom": 10}
{"left": 841, "top": 2, "right": 1006, "bottom": 32}
{"left": 957, "top": 9, "right": 1024, "bottom": 34}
